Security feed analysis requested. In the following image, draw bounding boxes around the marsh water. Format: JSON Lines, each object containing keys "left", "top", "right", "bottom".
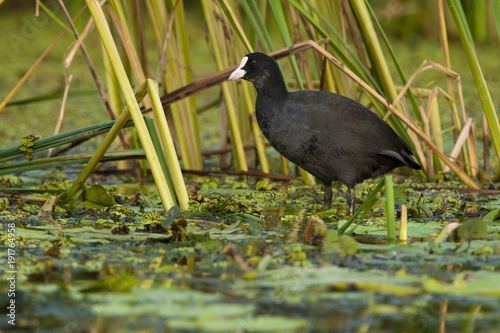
{"left": 2, "top": 173, "right": 500, "bottom": 332}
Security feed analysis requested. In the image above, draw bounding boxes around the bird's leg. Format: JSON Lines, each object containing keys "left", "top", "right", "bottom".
{"left": 346, "top": 187, "right": 356, "bottom": 216}
{"left": 323, "top": 183, "right": 332, "bottom": 210}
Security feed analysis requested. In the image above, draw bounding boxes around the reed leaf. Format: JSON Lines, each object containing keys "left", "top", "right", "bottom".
{"left": 290, "top": 0, "right": 382, "bottom": 93}
{"left": 83, "top": 0, "right": 175, "bottom": 210}
{"left": 201, "top": 0, "right": 248, "bottom": 171}
{"left": 169, "top": 0, "right": 202, "bottom": 169}
{"left": 147, "top": 79, "right": 189, "bottom": 210}
{"left": 218, "top": 0, "right": 252, "bottom": 53}
{"left": 446, "top": 0, "right": 500, "bottom": 167}
{"left": 338, "top": 177, "right": 385, "bottom": 234}
{"left": 5, "top": 89, "right": 97, "bottom": 107}
{"left": 268, "top": 1, "right": 304, "bottom": 91}
{"left": 246, "top": 0, "right": 274, "bottom": 51}
{"left": 491, "top": 0, "right": 500, "bottom": 43}
{"left": 61, "top": 82, "right": 148, "bottom": 203}
{"left": 144, "top": 116, "right": 177, "bottom": 206}
{"left": 0, "top": 150, "right": 146, "bottom": 177}
{"left": 0, "top": 119, "right": 134, "bottom": 163}
{"left": 384, "top": 175, "right": 395, "bottom": 241}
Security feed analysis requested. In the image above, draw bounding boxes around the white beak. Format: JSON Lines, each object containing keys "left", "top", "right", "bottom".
{"left": 228, "top": 56, "right": 248, "bottom": 81}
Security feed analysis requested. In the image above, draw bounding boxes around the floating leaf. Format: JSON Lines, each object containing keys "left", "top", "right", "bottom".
{"left": 474, "top": 244, "right": 494, "bottom": 255}
{"left": 458, "top": 218, "right": 488, "bottom": 240}
{"left": 484, "top": 208, "right": 500, "bottom": 222}
{"left": 162, "top": 205, "right": 181, "bottom": 228}
{"left": 82, "top": 184, "right": 115, "bottom": 207}
{"left": 324, "top": 229, "right": 338, "bottom": 250}
{"left": 424, "top": 271, "right": 500, "bottom": 296}
{"left": 337, "top": 235, "right": 358, "bottom": 257}
{"left": 168, "top": 315, "right": 308, "bottom": 332}
{"left": 82, "top": 273, "right": 136, "bottom": 292}
{"left": 256, "top": 178, "right": 273, "bottom": 191}
{"left": 351, "top": 281, "right": 421, "bottom": 296}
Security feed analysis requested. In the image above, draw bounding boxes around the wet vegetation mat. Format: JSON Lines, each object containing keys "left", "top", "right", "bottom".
{"left": 1, "top": 173, "right": 500, "bottom": 332}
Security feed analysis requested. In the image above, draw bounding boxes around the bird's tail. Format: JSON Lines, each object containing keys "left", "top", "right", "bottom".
{"left": 380, "top": 150, "right": 421, "bottom": 170}
{"left": 402, "top": 152, "right": 421, "bottom": 170}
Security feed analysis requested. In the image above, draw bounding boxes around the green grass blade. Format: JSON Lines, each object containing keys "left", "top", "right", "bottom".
{"left": 0, "top": 119, "right": 135, "bottom": 163}
{"left": 246, "top": 0, "right": 274, "bottom": 51}
{"left": 491, "top": 0, "right": 500, "bottom": 43}
{"left": 201, "top": 0, "right": 248, "bottom": 171}
{"left": 289, "top": 0, "right": 382, "bottom": 94}
{"left": 218, "top": 0, "right": 252, "bottom": 53}
{"left": 82, "top": 0, "right": 175, "bottom": 210}
{"left": 338, "top": 178, "right": 385, "bottom": 234}
{"left": 144, "top": 116, "right": 178, "bottom": 206}
{"left": 147, "top": 79, "right": 189, "bottom": 210}
{"left": 5, "top": 89, "right": 98, "bottom": 107}
{"left": 39, "top": 1, "right": 67, "bottom": 28}
{"left": 364, "top": 1, "right": 421, "bottom": 119}
{"left": 384, "top": 175, "right": 395, "bottom": 241}
{"left": 169, "top": 0, "right": 202, "bottom": 169}
{"left": 238, "top": 0, "right": 268, "bottom": 51}
{"left": 0, "top": 150, "right": 146, "bottom": 176}
{"left": 446, "top": 0, "right": 500, "bottom": 164}
{"left": 268, "top": 0, "right": 304, "bottom": 90}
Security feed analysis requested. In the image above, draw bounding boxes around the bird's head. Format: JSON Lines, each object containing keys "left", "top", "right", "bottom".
{"left": 228, "top": 52, "right": 280, "bottom": 90}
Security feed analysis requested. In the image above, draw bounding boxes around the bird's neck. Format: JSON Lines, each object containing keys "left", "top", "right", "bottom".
{"left": 254, "top": 74, "right": 288, "bottom": 100}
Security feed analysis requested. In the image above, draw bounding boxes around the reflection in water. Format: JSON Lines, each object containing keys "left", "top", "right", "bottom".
{"left": 260, "top": 206, "right": 310, "bottom": 243}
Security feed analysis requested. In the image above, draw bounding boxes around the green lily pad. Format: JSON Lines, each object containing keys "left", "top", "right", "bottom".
{"left": 459, "top": 218, "right": 488, "bottom": 240}
{"left": 82, "top": 184, "right": 115, "bottom": 207}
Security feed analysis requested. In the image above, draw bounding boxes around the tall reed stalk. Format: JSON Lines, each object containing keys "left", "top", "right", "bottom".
{"left": 2, "top": 1, "right": 499, "bottom": 213}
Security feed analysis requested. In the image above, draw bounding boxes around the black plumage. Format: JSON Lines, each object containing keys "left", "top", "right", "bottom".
{"left": 228, "top": 52, "right": 421, "bottom": 214}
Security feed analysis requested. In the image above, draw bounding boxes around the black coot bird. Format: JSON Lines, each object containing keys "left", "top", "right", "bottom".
{"left": 228, "top": 52, "right": 421, "bottom": 215}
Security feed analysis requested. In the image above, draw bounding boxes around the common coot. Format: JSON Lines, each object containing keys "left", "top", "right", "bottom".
{"left": 228, "top": 52, "right": 421, "bottom": 215}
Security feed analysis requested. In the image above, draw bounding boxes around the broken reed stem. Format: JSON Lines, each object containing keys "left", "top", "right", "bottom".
{"left": 58, "top": 0, "right": 132, "bottom": 165}
{"left": 437, "top": 0, "right": 459, "bottom": 140}
{"left": 49, "top": 74, "right": 72, "bottom": 157}
{"left": 442, "top": 117, "right": 473, "bottom": 173}
{"left": 155, "top": 39, "right": 328, "bottom": 108}
{"left": 399, "top": 204, "right": 408, "bottom": 243}
{"left": 57, "top": 0, "right": 116, "bottom": 119}
{"left": 439, "top": 298, "right": 448, "bottom": 333}
{"left": 483, "top": 113, "right": 490, "bottom": 173}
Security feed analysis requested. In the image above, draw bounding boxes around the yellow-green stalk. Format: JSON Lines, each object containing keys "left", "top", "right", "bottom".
{"left": 85, "top": 0, "right": 175, "bottom": 210}
{"left": 447, "top": 0, "right": 500, "bottom": 171}
{"left": 399, "top": 205, "right": 408, "bottom": 243}
{"left": 201, "top": 0, "right": 248, "bottom": 171}
{"left": 385, "top": 175, "right": 395, "bottom": 241}
{"left": 62, "top": 82, "right": 148, "bottom": 203}
{"left": 147, "top": 79, "right": 189, "bottom": 210}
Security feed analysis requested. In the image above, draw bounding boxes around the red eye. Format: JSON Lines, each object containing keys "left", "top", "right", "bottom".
{"left": 251, "top": 60, "right": 257, "bottom": 65}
